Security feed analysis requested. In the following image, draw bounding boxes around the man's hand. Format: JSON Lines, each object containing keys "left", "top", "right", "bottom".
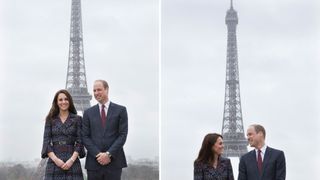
{"left": 96, "top": 152, "right": 111, "bottom": 165}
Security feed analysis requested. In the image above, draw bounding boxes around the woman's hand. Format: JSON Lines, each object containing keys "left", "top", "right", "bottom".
{"left": 53, "top": 157, "right": 65, "bottom": 168}
{"left": 61, "top": 158, "right": 75, "bottom": 170}
{"left": 48, "top": 152, "right": 64, "bottom": 168}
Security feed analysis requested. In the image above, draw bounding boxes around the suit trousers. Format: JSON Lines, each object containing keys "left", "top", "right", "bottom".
{"left": 87, "top": 169, "right": 122, "bottom": 180}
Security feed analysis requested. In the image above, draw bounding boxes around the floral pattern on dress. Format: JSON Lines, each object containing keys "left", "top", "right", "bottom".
{"left": 194, "top": 157, "right": 234, "bottom": 180}
{"left": 41, "top": 113, "right": 84, "bottom": 180}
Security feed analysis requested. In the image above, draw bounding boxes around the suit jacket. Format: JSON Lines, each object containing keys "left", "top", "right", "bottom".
{"left": 82, "top": 102, "right": 128, "bottom": 170}
{"left": 238, "top": 146, "right": 286, "bottom": 180}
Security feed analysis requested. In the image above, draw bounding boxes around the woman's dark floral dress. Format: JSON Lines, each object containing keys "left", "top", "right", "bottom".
{"left": 41, "top": 113, "right": 85, "bottom": 180}
{"left": 194, "top": 157, "right": 234, "bottom": 180}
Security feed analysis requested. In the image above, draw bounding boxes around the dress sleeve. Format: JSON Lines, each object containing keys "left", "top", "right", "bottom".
{"left": 41, "top": 120, "right": 53, "bottom": 158}
{"left": 194, "top": 162, "right": 204, "bottom": 180}
{"left": 74, "top": 116, "right": 86, "bottom": 158}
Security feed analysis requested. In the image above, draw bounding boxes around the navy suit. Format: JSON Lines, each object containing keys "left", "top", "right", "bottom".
{"left": 238, "top": 147, "right": 286, "bottom": 180}
{"left": 82, "top": 102, "right": 128, "bottom": 179}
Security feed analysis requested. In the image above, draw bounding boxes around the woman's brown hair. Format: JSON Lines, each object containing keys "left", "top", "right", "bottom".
{"left": 195, "top": 133, "right": 223, "bottom": 164}
{"left": 45, "top": 89, "right": 77, "bottom": 121}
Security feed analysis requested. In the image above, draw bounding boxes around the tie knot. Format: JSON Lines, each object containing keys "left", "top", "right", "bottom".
{"left": 102, "top": 104, "right": 105, "bottom": 108}
{"left": 258, "top": 149, "right": 262, "bottom": 153}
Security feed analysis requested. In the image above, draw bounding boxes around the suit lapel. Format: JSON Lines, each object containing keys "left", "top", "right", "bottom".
{"left": 249, "top": 150, "right": 261, "bottom": 179}
{"left": 107, "top": 102, "right": 114, "bottom": 122}
{"left": 261, "top": 146, "right": 271, "bottom": 178}
{"left": 92, "top": 104, "right": 105, "bottom": 133}
{"left": 103, "top": 102, "right": 114, "bottom": 135}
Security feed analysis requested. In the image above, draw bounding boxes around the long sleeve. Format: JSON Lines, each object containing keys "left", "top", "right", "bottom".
{"left": 82, "top": 111, "right": 100, "bottom": 158}
{"left": 41, "top": 120, "right": 53, "bottom": 158}
{"left": 275, "top": 151, "right": 286, "bottom": 180}
{"left": 74, "top": 116, "right": 85, "bottom": 158}
{"left": 194, "top": 162, "right": 203, "bottom": 180}
{"left": 107, "top": 107, "right": 128, "bottom": 157}
{"left": 238, "top": 156, "right": 247, "bottom": 180}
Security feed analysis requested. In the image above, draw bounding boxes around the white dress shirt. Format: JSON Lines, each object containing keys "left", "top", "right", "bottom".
{"left": 99, "top": 100, "right": 110, "bottom": 117}
{"left": 255, "top": 144, "right": 267, "bottom": 162}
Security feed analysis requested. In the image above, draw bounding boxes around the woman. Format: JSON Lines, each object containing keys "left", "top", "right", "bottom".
{"left": 194, "top": 133, "right": 234, "bottom": 180}
{"left": 41, "top": 89, "right": 85, "bottom": 180}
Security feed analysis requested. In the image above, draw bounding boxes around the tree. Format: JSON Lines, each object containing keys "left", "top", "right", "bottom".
{"left": 7, "top": 164, "right": 27, "bottom": 180}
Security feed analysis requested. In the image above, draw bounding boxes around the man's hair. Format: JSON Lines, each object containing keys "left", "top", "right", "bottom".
{"left": 252, "top": 124, "right": 266, "bottom": 138}
{"left": 95, "top": 79, "right": 109, "bottom": 89}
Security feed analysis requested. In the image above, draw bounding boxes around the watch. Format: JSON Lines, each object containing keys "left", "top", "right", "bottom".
{"left": 106, "top": 151, "right": 112, "bottom": 157}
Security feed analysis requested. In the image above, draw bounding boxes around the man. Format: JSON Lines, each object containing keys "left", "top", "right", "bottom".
{"left": 238, "top": 124, "right": 286, "bottom": 180}
{"left": 82, "top": 80, "right": 128, "bottom": 180}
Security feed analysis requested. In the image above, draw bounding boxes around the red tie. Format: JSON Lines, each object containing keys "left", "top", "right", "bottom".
{"left": 101, "top": 104, "right": 106, "bottom": 128}
{"left": 257, "top": 149, "right": 263, "bottom": 175}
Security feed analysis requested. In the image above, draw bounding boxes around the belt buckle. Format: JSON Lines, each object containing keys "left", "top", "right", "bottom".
{"left": 59, "top": 141, "right": 67, "bottom": 145}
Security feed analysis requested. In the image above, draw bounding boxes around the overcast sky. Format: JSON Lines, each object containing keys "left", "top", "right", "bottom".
{"left": 162, "top": 0, "right": 320, "bottom": 180}
{"left": 0, "top": 0, "right": 158, "bottom": 162}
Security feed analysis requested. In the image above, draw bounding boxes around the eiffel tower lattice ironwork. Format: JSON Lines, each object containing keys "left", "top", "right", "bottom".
{"left": 65, "top": 0, "right": 92, "bottom": 112}
{"left": 221, "top": 0, "right": 248, "bottom": 157}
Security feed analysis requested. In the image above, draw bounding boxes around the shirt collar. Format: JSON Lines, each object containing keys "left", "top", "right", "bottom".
{"left": 99, "top": 100, "right": 110, "bottom": 109}
{"left": 255, "top": 144, "right": 267, "bottom": 155}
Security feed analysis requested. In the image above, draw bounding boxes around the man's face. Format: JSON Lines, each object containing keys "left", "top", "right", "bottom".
{"left": 93, "top": 81, "right": 108, "bottom": 104}
{"left": 247, "top": 126, "right": 263, "bottom": 148}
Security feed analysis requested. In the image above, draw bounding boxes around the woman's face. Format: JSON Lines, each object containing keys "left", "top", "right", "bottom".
{"left": 57, "top": 93, "right": 70, "bottom": 112}
{"left": 212, "top": 137, "right": 224, "bottom": 156}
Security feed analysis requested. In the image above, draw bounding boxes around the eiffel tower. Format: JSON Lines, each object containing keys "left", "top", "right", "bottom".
{"left": 221, "top": 0, "right": 248, "bottom": 157}
{"left": 65, "top": 0, "right": 92, "bottom": 112}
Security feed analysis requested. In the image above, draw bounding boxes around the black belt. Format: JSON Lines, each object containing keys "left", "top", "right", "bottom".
{"left": 53, "top": 141, "right": 74, "bottom": 145}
